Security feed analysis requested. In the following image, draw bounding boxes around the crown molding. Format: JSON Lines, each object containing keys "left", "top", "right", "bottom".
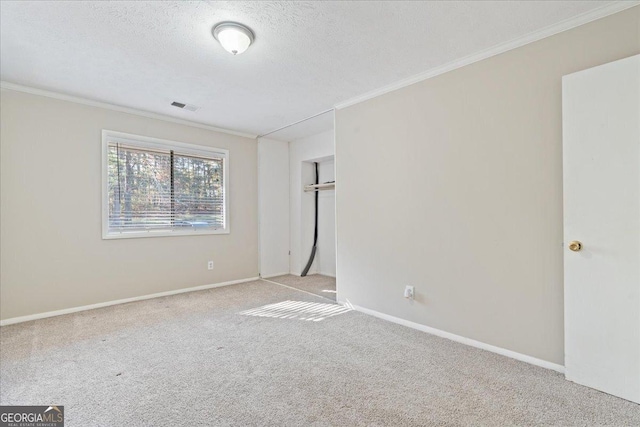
{"left": 0, "top": 81, "right": 258, "bottom": 139}
{"left": 335, "top": 1, "right": 639, "bottom": 110}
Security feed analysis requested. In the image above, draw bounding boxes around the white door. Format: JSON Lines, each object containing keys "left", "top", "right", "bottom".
{"left": 563, "top": 54, "right": 640, "bottom": 404}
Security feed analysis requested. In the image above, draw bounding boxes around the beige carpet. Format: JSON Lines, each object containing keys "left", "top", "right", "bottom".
{"left": 265, "top": 274, "right": 336, "bottom": 301}
{"left": 1, "top": 279, "right": 639, "bottom": 426}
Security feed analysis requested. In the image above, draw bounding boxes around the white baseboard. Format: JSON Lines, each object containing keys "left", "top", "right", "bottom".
{"left": 260, "top": 272, "right": 291, "bottom": 279}
{"left": 288, "top": 271, "right": 336, "bottom": 278}
{"left": 339, "top": 300, "right": 565, "bottom": 374}
{"left": 0, "top": 276, "right": 260, "bottom": 326}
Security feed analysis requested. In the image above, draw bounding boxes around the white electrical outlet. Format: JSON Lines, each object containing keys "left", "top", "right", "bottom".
{"left": 404, "top": 285, "right": 414, "bottom": 299}
{"left": 207, "top": 261, "right": 214, "bottom": 270}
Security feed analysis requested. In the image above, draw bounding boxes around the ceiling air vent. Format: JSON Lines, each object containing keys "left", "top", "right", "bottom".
{"left": 171, "top": 101, "right": 199, "bottom": 112}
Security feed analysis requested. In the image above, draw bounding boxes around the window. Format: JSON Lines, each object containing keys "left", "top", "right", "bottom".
{"left": 102, "top": 130, "right": 229, "bottom": 239}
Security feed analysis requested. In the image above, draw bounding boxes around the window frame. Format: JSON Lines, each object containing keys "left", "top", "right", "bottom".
{"left": 101, "top": 130, "right": 230, "bottom": 239}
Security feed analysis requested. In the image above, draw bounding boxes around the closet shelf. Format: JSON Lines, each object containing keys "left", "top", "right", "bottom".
{"left": 304, "top": 182, "right": 335, "bottom": 192}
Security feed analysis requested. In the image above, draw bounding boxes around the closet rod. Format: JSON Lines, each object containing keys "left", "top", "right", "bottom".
{"left": 304, "top": 182, "right": 335, "bottom": 192}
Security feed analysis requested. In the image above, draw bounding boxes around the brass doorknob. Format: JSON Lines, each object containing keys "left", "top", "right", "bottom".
{"left": 568, "top": 241, "right": 582, "bottom": 252}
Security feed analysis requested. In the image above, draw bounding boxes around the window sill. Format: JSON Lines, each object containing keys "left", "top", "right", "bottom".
{"left": 102, "top": 228, "right": 230, "bottom": 240}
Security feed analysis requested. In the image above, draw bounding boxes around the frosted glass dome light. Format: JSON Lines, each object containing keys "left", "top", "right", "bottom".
{"left": 212, "top": 22, "right": 254, "bottom": 55}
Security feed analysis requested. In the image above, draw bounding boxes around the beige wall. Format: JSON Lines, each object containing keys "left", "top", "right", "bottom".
{"left": 335, "top": 7, "right": 640, "bottom": 365}
{"left": 0, "top": 90, "right": 258, "bottom": 320}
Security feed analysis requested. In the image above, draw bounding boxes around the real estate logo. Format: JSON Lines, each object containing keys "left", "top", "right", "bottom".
{"left": 0, "top": 405, "right": 64, "bottom": 427}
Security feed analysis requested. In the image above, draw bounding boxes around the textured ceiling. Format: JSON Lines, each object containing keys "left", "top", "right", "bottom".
{"left": 0, "top": 1, "right": 615, "bottom": 137}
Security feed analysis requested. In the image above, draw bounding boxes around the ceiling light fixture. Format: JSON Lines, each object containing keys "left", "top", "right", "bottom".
{"left": 212, "top": 22, "right": 254, "bottom": 55}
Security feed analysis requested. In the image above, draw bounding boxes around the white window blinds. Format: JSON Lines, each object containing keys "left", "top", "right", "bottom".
{"left": 103, "top": 131, "right": 228, "bottom": 238}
